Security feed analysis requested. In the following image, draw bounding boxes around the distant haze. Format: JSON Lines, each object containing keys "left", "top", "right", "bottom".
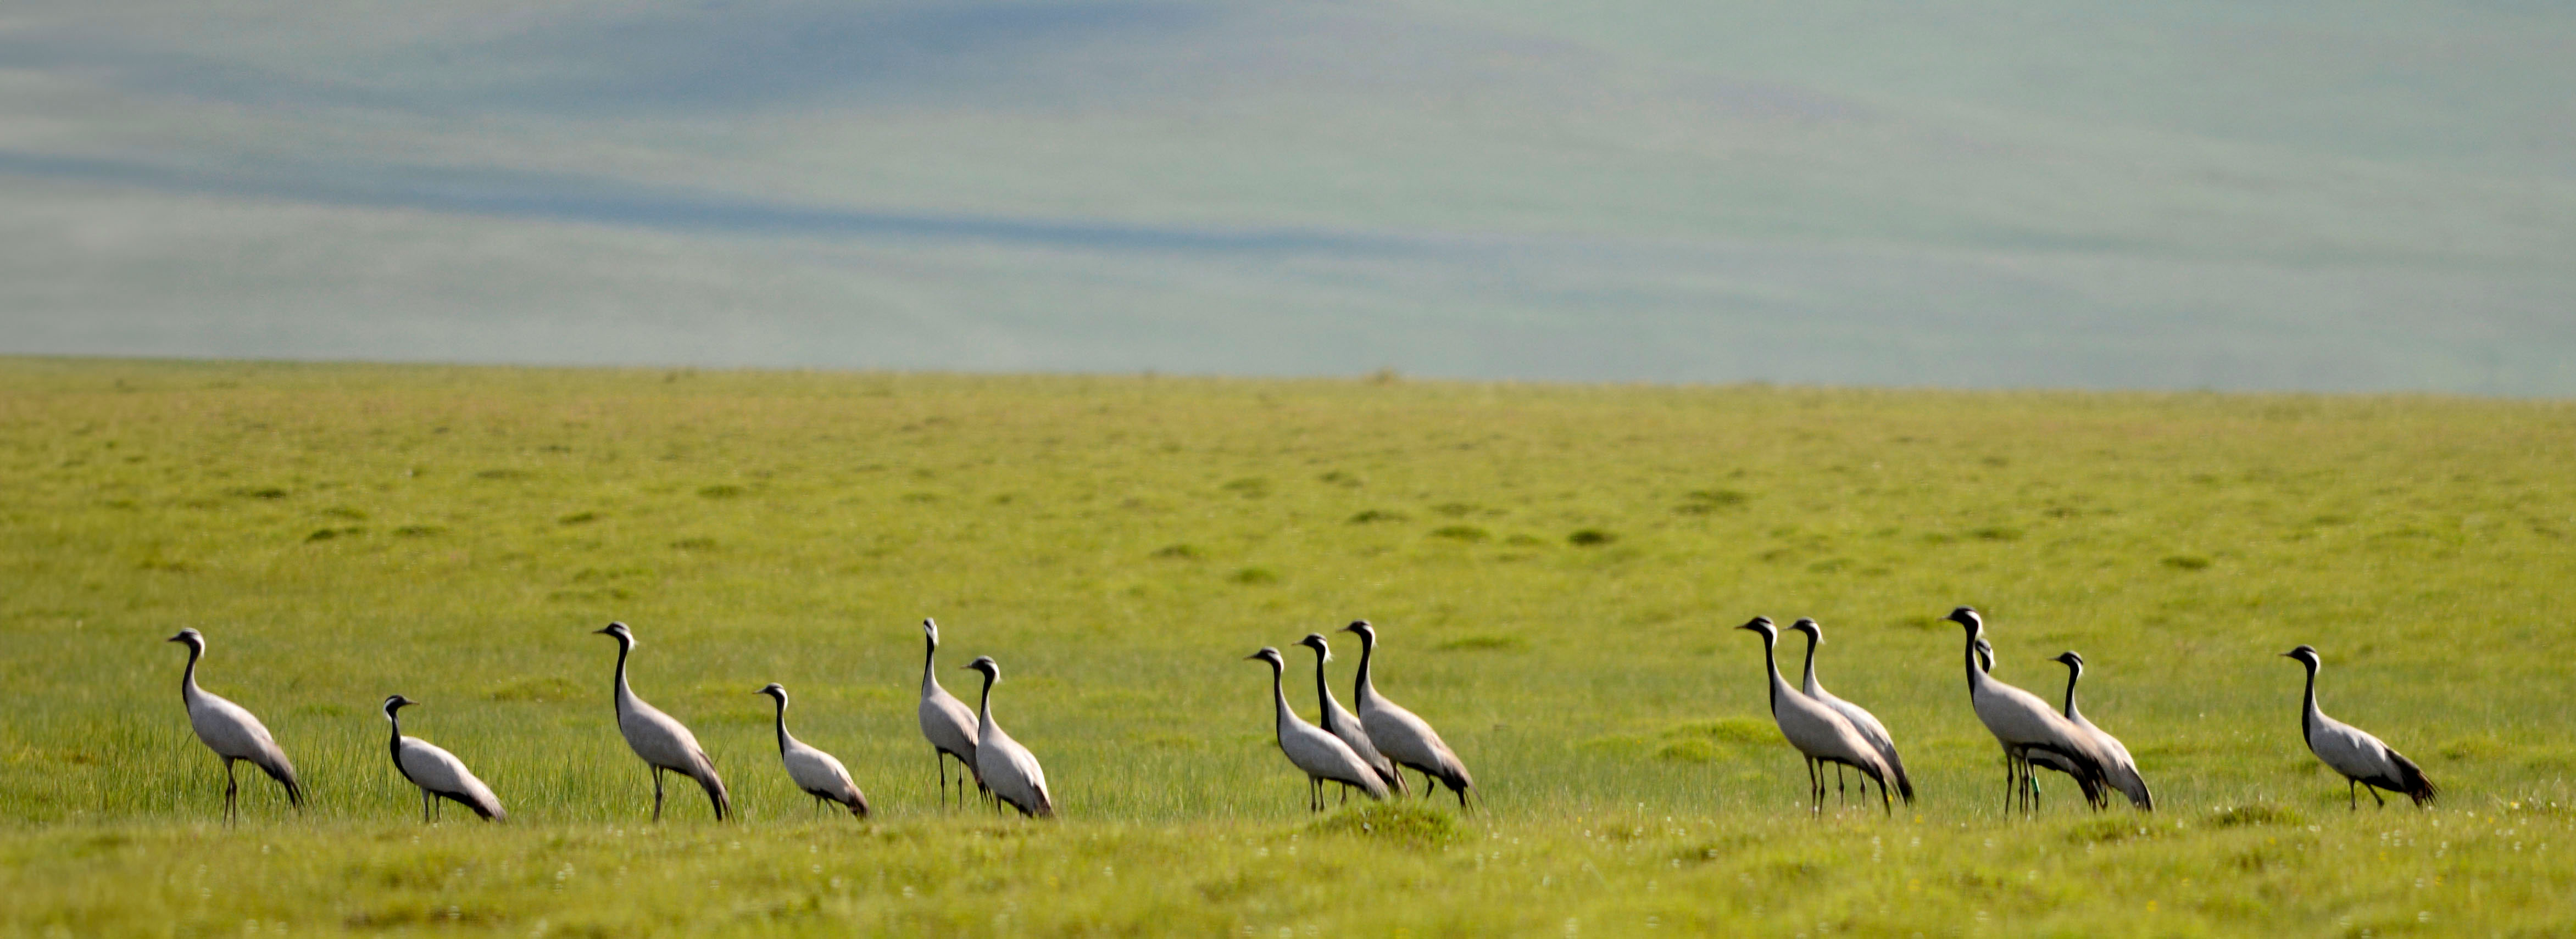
{"left": 4, "top": 1, "right": 2572, "bottom": 394}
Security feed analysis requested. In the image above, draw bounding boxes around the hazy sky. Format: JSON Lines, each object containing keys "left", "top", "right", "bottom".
{"left": 4, "top": 1, "right": 2571, "bottom": 393}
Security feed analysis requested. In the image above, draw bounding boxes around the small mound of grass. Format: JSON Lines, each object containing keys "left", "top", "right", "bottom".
{"left": 1656, "top": 739, "right": 1721, "bottom": 762}
{"left": 1567, "top": 529, "right": 1617, "bottom": 546}
{"left": 1152, "top": 543, "right": 1202, "bottom": 560}
{"left": 2066, "top": 817, "right": 2160, "bottom": 843}
{"left": 1230, "top": 567, "right": 1279, "bottom": 585}
{"left": 1310, "top": 803, "right": 1457, "bottom": 847}
{"left": 1347, "top": 510, "right": 1406, "bottom": 523}
{"left": 1664, "top": 717, "right": 1781, "bottom": 747}
{"left": 2442, "top": 735, "right": 2510, "bottom": 761}
{"left": 697, "top": 484, "right": 745, "bottom": 499}
{"left": 1429, "top": 525, "right": 1489, "bottom": 541}
{"left": 1438, "top": 634, "right": 1527, "bottom": 652}
{"left": 2162, "top": 554, "right": 2212, "bottom": 570}
{"left": 2208, "top": 803, "right": 2304, "bottom": 828}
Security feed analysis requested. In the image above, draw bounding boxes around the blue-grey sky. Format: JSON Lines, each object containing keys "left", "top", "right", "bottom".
{"left": 4, "top": 1, "right": 2572, "bottom": 393}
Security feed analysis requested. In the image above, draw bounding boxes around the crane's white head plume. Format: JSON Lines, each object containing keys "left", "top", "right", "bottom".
{"left": 594, "top": 622, "right": 635, "bottom": 647}
{"left": 2281, "top": 644, "right": 2321, "bottom": 668}
{"left": 756, "top": 682, "right": 788, "bottom": 704}
{"left": 2052, "top": 651, "right": 2085, "bottom": 672}
{"left": 1946, "top": 607, "right": 1983, "bottom": 635}
{"left": 922, "top": 618, "right": 939, "bottom": 646}
{"left": 962, "top": 655, "right": 1000, "bottom": 681}
{"left": 1788, "top": 618, "right": 1822, "bottom": 643}
{"left": 1297, "top": 633, "right": 1331, "bottom": 661}
{"left": 1246, "top": 646, "right": 1284, "bottom": 669}
{"left": 165, "top": 627, "right": 205, "bottom": 652}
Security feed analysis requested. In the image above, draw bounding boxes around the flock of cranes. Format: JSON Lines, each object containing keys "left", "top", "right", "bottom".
{"left": 163, "top": 607, "right": 2438, "bottom": 825}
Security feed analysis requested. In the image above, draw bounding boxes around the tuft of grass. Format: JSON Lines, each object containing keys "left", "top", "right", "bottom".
{"left": 1309, "top": 803, "right": 1456, "bottom": 847}
{"left": 485, "top": 676, "right": 586, "bottom": 703}
{"left": 1567, "top": 528, "right": 1617, "bottom": 546}
{"left": 1429, "top": 524, "right": 1489, "bottom": 541}
{"left": 697, "top": 484, "right": 746, "bottom": 499}
{"left": 1153, "top": 543, "right": 1203, "bottom": 559}
{"left": 1436, "top": 634, "right": 1527, "bottom": 653}
{"left": 1347, "top": 509, "right": 1406, "bottom": 523}
{"left": 1229, "top": 567, "right": 1279, "bottom": 585}
{"left": 2208, "top": 803, "right": 2305, "bottom": 828}
{"left": 2162, "top": 554, "right": 2213, "bottom": 570}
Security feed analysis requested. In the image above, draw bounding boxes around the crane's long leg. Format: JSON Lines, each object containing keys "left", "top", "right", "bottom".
{"left": 1836, "top": 764, "right": 1848, "bottom": 806}
{"left": 222, "top": 758, "right": 239, "bottom": 826}
{"left": 2349, "top": 780, "right": 2358, "bottom": 812}
{"left": 652, "top": 766, "right": 666, "bottom": 822}
{"left": 936, "top": 750, "right": 948, "bottom": 807}
{"left": 2368, "top": 784, "right": 2386, "bottom": 809}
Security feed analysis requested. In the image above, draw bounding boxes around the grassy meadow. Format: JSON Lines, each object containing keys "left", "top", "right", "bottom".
{"left": 2, "top": 357, "right": 2573, "bottom": 935}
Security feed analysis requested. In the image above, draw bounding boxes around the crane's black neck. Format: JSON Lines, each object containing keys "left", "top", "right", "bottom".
{"left": 976, "top": 669, "right": 997, "bottom": 720}
{"left": 1756, "top": 629, "right": 1782, "bottom": 717}
{"left": 2059, "top": 661, "right": 2083, "bottom": 718}
{"left": 611, "top": 640, "right": 632, "bottom": 716}
{"left": 180, "top": 642, "right": 202, "bottom": 700}
{"left": 1962, "top": 627, "right": 1985, "bottom": 692}
{"left": 770, "top": 695, "right": 791, "bottom": 756}
{"left": 1266, "top": 658, "right": 1291, "bottom": 729}
{"left": 1308, "top": 647, "right": 1337, "bottom": 716}
{"left": 2299, "top": 658, "right": 2319, "bottom": 740}
{"left": 1797, "top": 630, "right": 1821, "bottom": 692}
{"left": 921, "top": 635, "right": 937, "bottom": 691}
{"left": 1351, "top": 632, "right": 1376, "bottom": 703}
{"left": 385, "top": 706, "right": 416, "bottom": 785}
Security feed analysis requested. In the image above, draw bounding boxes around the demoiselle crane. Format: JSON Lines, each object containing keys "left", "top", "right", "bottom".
{"left": 594, "top": 622, "right": 730, "bottom": 821}
{"left": 961, "top": 656, "right": 1053, "bottom": 818}
{"left": 1248, "top": 647, "right": 1389, "bottom": 809}
{"left": 915, "top": 618, "right": 981, "bottom": 807}
{"left": 380, "top": 695, "right": 505, "bottom": 822}
{"left": 756, "top": 683, "right": 869, "bottom": 818}
{"left": 2283, "top": 645, "right": 2435, "bottom": 809}
{"left": 1785, "top": 619, "right": 1913, "bottom": 806}
{"left": 1340, "top": 621, "right": 1476, "bottom": 807}
{"left": 165, "top": 628, "right": 302, "bottom": 823}
{"left": 2050, "top": 652, "right": 2153, "bottom": 810}
{"left": 1295, "top": 633, "right": 1406, "bottom": 798}
{"left": 1946, "top": 607, "right": 2111, "bottom": 813}
{"left": 1737, "top": 617, "right": 1895, "bottom": 814}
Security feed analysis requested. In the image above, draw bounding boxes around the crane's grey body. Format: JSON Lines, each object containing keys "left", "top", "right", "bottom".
{"left": 915, "top": 619, "right": 982, "bottom": 807}
{"left": 1249, "top": 647, "right": 1388, "bottom": 809}
{"left": 2051, "top": 652, "right": 2153, "bottom": 811}
{"left": 1787, "top": 619, "right": 1913, "bottom": 806}
{"left": 758, "top": 684, "right": 869, "bottom": 818}
{"left": 1297, "top": 633, "right": 1405, "bottom": 797}
{"left": 596, "top": 623, "right": 730, "bottom": 821}
{"left": 1739, "top": 618, "right": 1895, "bottom": 813}
{"left": 167, "top": 629, "right": 302, "bottom": 823}
{"left": 963, "top": 656, "right": 1053, "bottom": 818}
{"left": 1948, "top": 608, "right": 2112, "bottom": 813}
{"left": 2284, "top": 645, "right": 2435, "bottom": 809}
{"left": 381, "top": 696, "right": 504, "bottom": 822}
{"left": 1977, "top": 637, "right": 2081, "bottom": 806}
{"left": 1341, "top": 621, "right": 1475, "bottom": 807}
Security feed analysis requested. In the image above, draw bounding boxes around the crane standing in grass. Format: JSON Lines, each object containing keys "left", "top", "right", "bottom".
{"left": 1297, "top": 633, "right": 1406, "bottom": 800}
{"left": 1737, "top": 617, "right": 1896, "bottom": 814}
{"left": 916, "top": 619, "right": 981, "bottom": 808}
{"left": 380, "top": 695, "right": 505, "bottom": 822}
{"left": 1341, "top": 621, "right": 1477, "bottom": 807}
{"left": 2283, "top": 645, "right": 2436, "bottom": 809}
{"left": 595, "top": 622, "right": 730, "bottom": 821}
{"left": 1976, "top": 638, "right": 2069, "bottom": 807}
{"left": 2050, "top": 652, "right": 2153, "bottom": 811}
{"left": 962, "top": 656, "right": 1053, "bottom": 818}
{"left": 166, "top": 628, "right": 303, "bottom": 824}
{"left": 756, "top": 683, "right": 869, "bottom": 818}
{"left": 1948, "top": 607, "right": 2112, "bottom": 813}
{"left": 1785, "top": 619, "right": 1913, "bottom": 807}
{"left": 1248, "top": 647, "right": 1389, "bottom": 809}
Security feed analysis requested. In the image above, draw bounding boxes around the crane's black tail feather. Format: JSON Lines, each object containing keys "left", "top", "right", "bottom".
{"left": 2391, "top": 752, "right": 2438, "bottom": 807}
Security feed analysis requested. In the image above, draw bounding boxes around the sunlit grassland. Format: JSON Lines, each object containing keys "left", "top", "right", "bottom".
{"left": 2, "top": 357, "right": 2572, "bottom": 935}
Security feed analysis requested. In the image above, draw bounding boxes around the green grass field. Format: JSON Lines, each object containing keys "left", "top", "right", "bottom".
{"left": 3, "top": 357, "right": 2572, "bottom": 936}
